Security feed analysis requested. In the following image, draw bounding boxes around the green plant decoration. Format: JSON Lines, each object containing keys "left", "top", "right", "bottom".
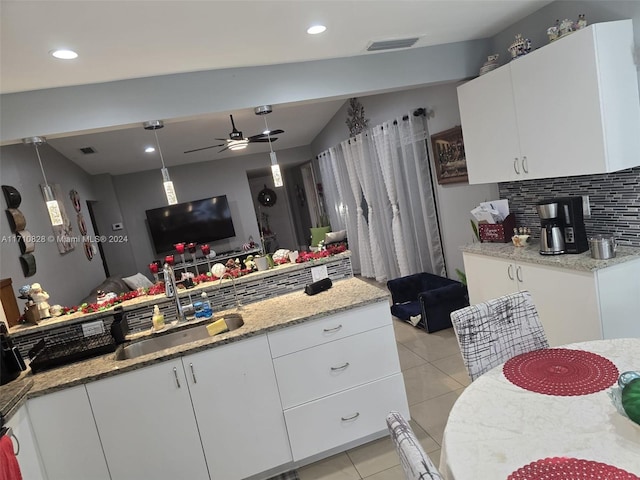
{"left": 455, "top": 269, "right": 467, "bottom": 286}
{"left": 470, "top": 219, "right": 480, "bottom": 241}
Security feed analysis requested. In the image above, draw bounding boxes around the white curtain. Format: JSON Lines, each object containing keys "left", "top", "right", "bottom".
{"left": 372, "top": 122, "right": 411, "bottom": 277}
{"left": 316, "top": 110, "right": 445, "bottom": 281}
{"left": 342, "top": 138, "right": 375, "bottom": 278}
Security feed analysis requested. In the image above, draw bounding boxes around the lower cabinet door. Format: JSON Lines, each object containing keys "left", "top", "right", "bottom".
{"left": 463, "top": 253, "right": 518, "bottom": 304}
{"left": 184, "top": 335, "right": 292, "bottom": 480}
{"left": 86, "top": 360, "right": 210, "bottom": 480}
{"left": 5, "top": 406, "right": 45, "bottom": 480}
{"left": 284, "top": 373, "right": 409, "bottom": 461}
{"left": 28, "top": 385, "right": 110, "bottom": 480}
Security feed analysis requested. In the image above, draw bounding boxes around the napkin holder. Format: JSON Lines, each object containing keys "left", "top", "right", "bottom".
{"left": 479, "top": 214, "right": 516, "bottom": 243}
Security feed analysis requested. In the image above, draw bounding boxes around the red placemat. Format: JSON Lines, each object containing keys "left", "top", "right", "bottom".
{"left": 507, "top": 457, "right": 640, "bottom": 479}
{"left": 503, "top": 348, "right": 618, "bottom": 396}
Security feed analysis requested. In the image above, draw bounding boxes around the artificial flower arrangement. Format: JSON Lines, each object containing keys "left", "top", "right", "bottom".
{"left": 62, "top": 244, "right": 348, "bottom": 315}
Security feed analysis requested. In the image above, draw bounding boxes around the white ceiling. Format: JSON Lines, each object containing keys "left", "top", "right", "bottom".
{"left": 1, "top": 0, "right": 551, "bottom": 175}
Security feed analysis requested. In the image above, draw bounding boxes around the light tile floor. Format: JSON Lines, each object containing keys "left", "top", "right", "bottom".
{"left": 298, "top": 316, "right": 469, "bottom": 479}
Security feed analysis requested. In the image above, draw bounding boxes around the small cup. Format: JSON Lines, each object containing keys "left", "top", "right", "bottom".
{"left": 288, "top": 251, "right": 299, "bottom": 263}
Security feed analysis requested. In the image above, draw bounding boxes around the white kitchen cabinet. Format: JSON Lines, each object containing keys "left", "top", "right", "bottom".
{"left": 86, "top": 359, "right": 210, "bottom": 480}
{"left": 28, "top": 385, "right": 110, "bottom": 480}
{"left": 458, "top": 19, "right": 640, "bottom": 184}
{"left": 268, "top": 301, "right": 409, "bottom": 462}
{"left": 457, "top": 66, "right": 522, "bottom": 184}
{"left": 284, "top": 373, "right": 408, "bottom": 461}
{"left": 5, "top": 405, "right": 45, "bottom": 480}
{"left": 183, "top": 334, "right": 292, "bottom": 480}
{"left": 462, "top": 251, "right": 640, "bottom": 347}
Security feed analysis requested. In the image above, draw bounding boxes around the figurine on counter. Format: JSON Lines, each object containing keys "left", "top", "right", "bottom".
{"left": 30, "top": 282, "right": 51, "bottom": 319}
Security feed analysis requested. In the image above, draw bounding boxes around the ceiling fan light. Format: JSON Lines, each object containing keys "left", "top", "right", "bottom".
{"left": 145, "top": 146, "right": 156, "bottom": 153}
{"left": 229, "top": 140, "right": 248, "bottom": 151}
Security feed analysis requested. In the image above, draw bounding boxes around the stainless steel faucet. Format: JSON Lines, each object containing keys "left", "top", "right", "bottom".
{"left": 163, "top": 262, "right": 186, "bottom": 323}
{"left": 217, "top": 272, "right": 242, "bottom": 311}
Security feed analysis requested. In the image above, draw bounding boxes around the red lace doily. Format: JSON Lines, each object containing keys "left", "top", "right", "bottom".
{"left": 503, "top": 348, "right": 619, "bottom": 396}
{"left": 507, "top": 457, "right": 640, "bottom": 479}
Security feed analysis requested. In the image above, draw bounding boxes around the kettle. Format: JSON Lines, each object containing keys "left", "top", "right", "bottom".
{"left": 588, "top": 235, "right": 616, "bottom": 260}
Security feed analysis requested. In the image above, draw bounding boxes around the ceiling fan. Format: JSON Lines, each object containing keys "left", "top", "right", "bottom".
{"left": 184, "top": 114, "right": 284, "bottom": 154}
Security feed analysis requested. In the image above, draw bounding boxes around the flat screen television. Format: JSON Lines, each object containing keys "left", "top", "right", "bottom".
{"left": 146, "top": 195, "right": 236, "bottom": 254}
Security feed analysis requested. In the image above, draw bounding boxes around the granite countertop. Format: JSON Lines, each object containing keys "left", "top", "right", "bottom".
{"left": 9, "top": 251, "right": 352, "bottom": 337}
{"left": 0, "top": 276, "right": 388, "bottom": 419}
{"left": 461, "top": 242, "right": 640, "bottom": 272}
{"left": 0, "top": 373, "right": 33, "bottom": 424}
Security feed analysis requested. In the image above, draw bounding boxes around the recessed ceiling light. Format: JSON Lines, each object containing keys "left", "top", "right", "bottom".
{"left": 145, "top": 146, "right": 156, "bottom": 153}
{"left": 307, "top": 25, "right": 326, "bottom": 35}
{"left": 50, "top": 49, "right": 78, "bottom": 60}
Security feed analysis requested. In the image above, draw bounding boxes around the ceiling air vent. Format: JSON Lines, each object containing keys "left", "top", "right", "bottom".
{"left": 79, "top": 146, "right": 97, "bottom": 155}
{"left": 367, "top": 37, "right": 419, "bottom": 52}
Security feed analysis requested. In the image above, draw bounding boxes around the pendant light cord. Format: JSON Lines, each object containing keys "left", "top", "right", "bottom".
{"left": 153, "top": 129, "right": 167, "bottom": 169}
{"left": 34, "top": 143, "right": 50, "bottom": 187}
{"left": 263, "top": 116, "right": 274, "bottom": 154}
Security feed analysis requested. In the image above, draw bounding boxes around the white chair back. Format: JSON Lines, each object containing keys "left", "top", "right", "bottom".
{"left": 386, "top": 411, "right": 443, "bottom": 480}
{"left": 450, "top": 290, "right": 549, "bottom": 381}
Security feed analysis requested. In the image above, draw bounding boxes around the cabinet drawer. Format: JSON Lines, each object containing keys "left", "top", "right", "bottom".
{"left": 274, "top": 325, "right": 400, "bottom": 408}
{"left": 284, "top": 373, "right": 409, "bottom": 461}
{"left": 268, "top": 301, "right": 390, "bottom": 358}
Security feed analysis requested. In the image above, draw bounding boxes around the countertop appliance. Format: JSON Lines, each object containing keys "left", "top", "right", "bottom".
{"left": 557, "top": 196, "right": 589, "bottom": 254}
{"left": 1, "top": 323, "right": 26, "bottom": 385}
{"left": 536, "top": 201, "right": 565, "bottom": 255}
{"left": 536, "top": 197, "right": 588, "bottom": 255}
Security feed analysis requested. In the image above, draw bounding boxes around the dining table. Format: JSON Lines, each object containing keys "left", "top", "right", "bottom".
{"left": 439, "top": 338, "right": 640, "bottom": 479}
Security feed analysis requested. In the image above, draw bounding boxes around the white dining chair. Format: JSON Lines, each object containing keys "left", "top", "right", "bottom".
{"left": 449, "top": 290, "right": 549, "bottom": 381}
{"left": 386, "top": 411, "right": 443, "bottom": 480}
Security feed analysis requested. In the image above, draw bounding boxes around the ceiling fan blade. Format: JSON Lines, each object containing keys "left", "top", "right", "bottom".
{"left": 249, "top": 137, "right": 278, "bottom": 143}
{"left": 184, "top": 144, "right": 225, "bottom": 154}
{"left": 218, "top": 145, "right": 230, "bottom": 153}
{"left": 267, "top": 129, "right": 284, "bottom": 136}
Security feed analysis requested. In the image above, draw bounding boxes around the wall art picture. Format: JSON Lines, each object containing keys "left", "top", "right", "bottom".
{"left": 430, "top": 126, "right": 468, "bottom": 184}
{"left": 41, "top": 183, "right": 75, "bottom": 253}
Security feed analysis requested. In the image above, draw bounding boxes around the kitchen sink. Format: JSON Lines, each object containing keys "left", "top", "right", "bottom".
{"left": 114, "top": 314, "right": 244, "bottom": 361}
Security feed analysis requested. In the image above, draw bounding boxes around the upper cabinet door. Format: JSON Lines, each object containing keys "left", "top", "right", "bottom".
{"left": 458, "top": 66, "right": 522, "bottom": 184}
{"left": 511, "top": 25, "right": 606, "bottom": 179}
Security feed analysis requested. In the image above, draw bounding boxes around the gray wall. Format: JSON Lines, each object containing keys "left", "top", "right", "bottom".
{"left": 111, "top": 145, "right": 312, "bottom": 277}
{"left": 311, "top": 84, "right": 499, "bottom": 280}
{"left": 0, "top": 143, "right": 106, "bottom": 306}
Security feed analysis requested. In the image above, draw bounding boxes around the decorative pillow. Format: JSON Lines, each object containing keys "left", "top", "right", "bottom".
{"left": 325, "top": 230, "right": 347, "bottom": 244}
{"left": 310, "top": 226, "right": 331, "bottom": 247}
{"left": 122, "top": 272, "right": 154, "bottom": 290}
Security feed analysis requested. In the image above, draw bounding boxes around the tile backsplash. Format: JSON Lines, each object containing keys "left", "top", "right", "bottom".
{"left": 498, "top": 166, "right": 640, "bottom": 247}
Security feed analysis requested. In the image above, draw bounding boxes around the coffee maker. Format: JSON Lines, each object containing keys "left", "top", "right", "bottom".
{"left": 536, "top": 200, "right": 565, "bottom": 255}
{"left": 556, "top": 196, "right": 588, "bottom": 254}
{"left": 536, "top": 197, "right": 588, "bottom": 255}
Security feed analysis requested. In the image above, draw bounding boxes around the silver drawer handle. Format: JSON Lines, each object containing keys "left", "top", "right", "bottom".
{"left": 507, "top": 264, "right": 514, "bottom": 280}
{"left": 173, "top": 367, "right": 181, "bottom": 388}
{"left": 341, "top": 412, "right": 360, "bottom": 422}
{"left": 330, "top": 362, "right": 350, "bottom": 372}
{"left": 522, "top": 156, "right": 529, "bottom": 173}
{"left": 190, "top": 363, "right": 197, "bottom": 384}
{"left": 323, "top": 325, "right": 343, "bottom": 333}
{"left": 5, "top": 428, "right": 19, "bottom": 456}
{"left": 513, "top": 158, "right": 520, "bottom": 174}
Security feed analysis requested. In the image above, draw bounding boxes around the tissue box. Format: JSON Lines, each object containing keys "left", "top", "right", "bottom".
{"left": 479, "top": 213, "right": 516, "bottom": 243}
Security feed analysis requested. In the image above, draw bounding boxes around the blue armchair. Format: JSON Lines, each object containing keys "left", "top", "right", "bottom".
{"left": 386, "top": 272, "right": 469, "bottom": 333}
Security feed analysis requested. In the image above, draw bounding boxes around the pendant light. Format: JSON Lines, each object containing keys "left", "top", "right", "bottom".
{"left": 144, "top": 120, "right": 178, "bottom": 205}
{"left": 22, "top": 136, "right": 63, "bottom": 226}
{"left": 255, "top": 105, "right": 283, "bottom": 188}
